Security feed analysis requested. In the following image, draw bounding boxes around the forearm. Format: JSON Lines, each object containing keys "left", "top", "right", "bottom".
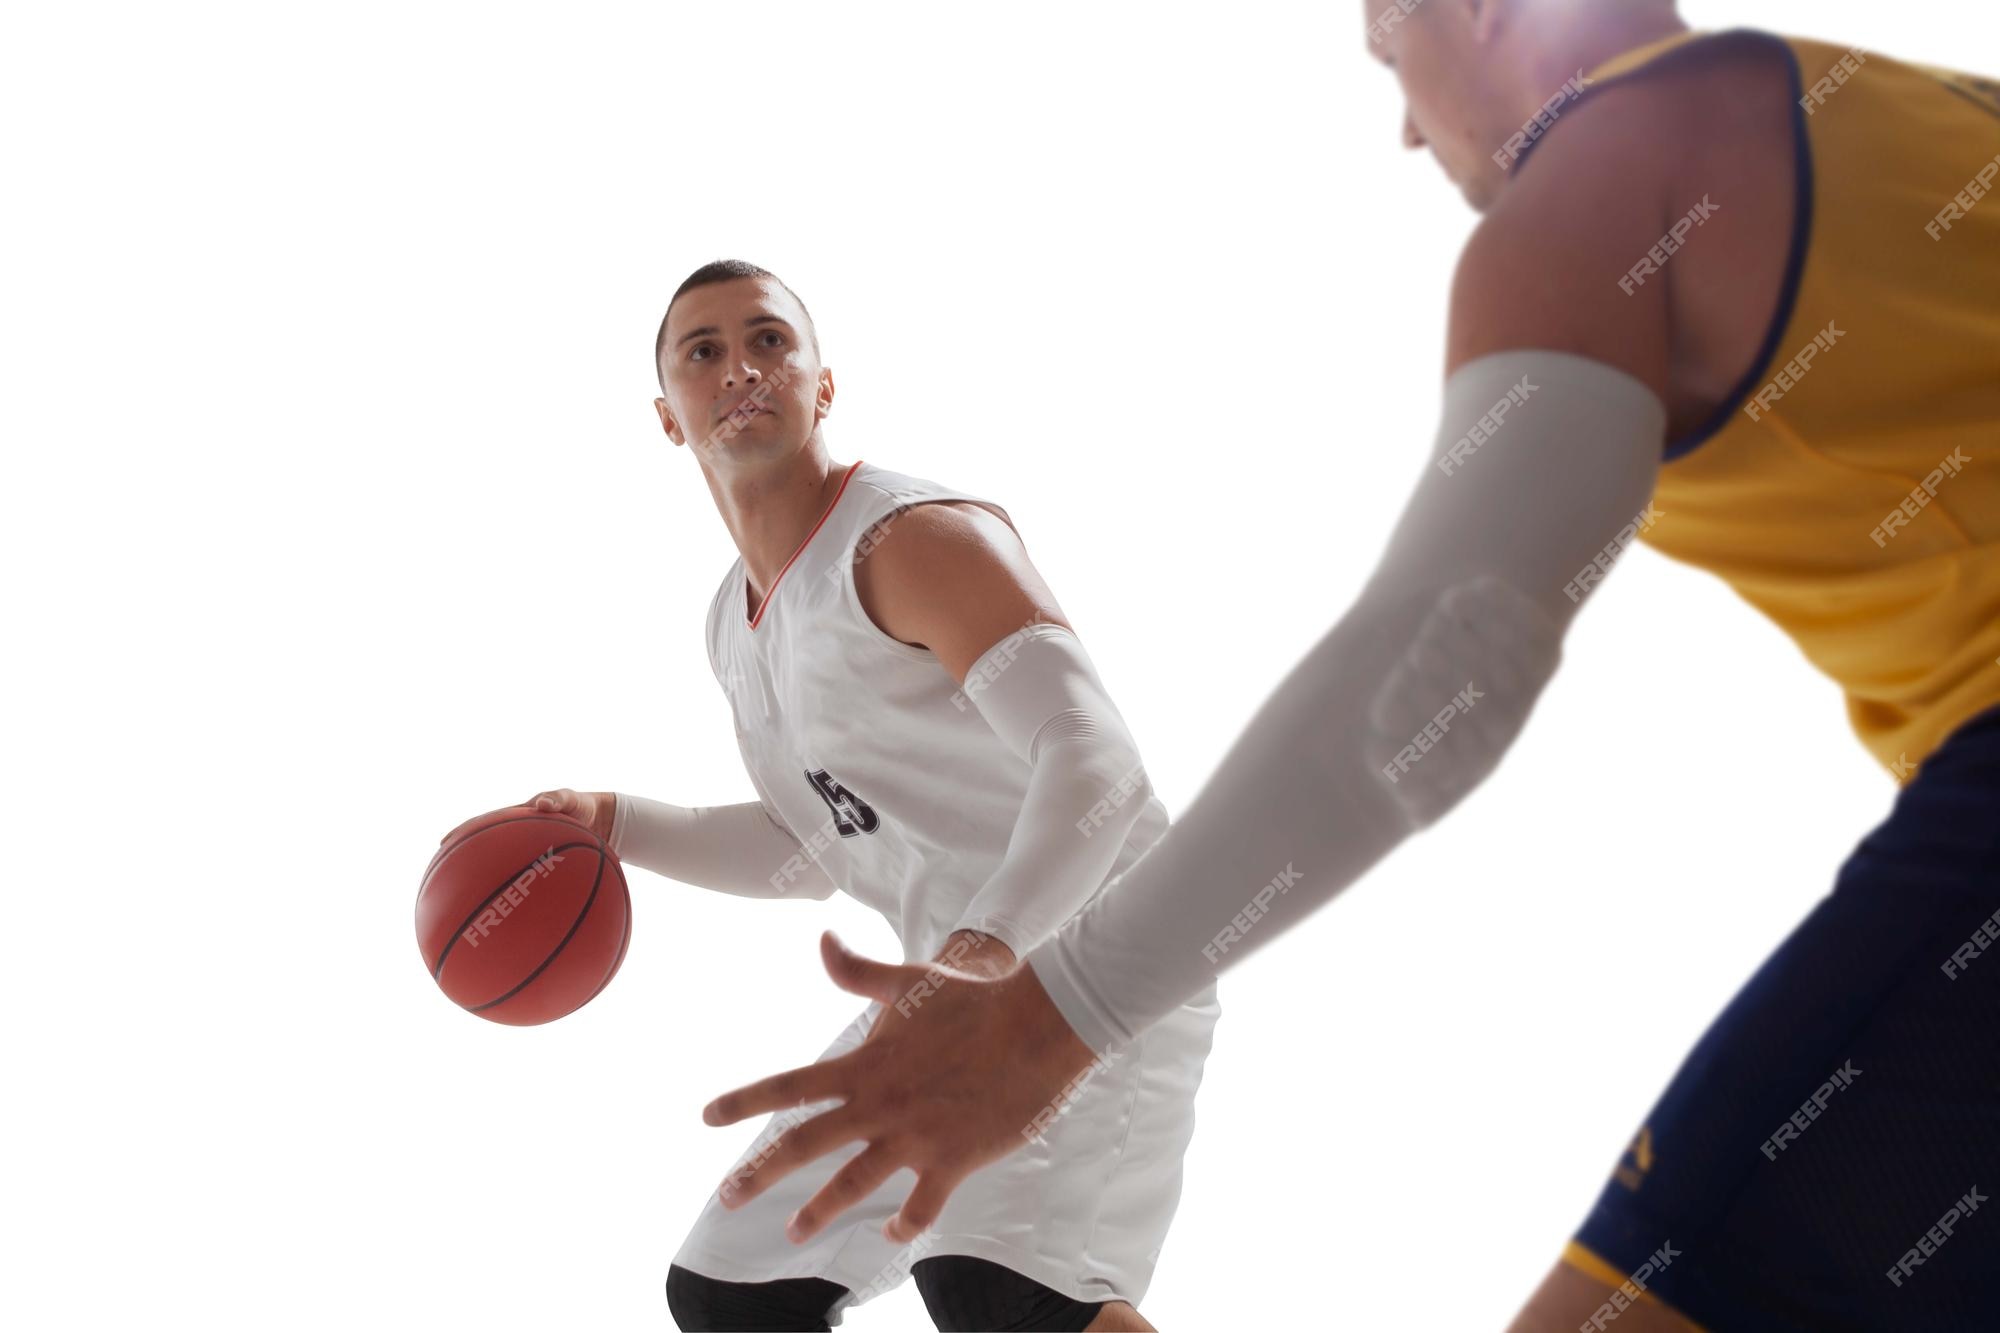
{"left": 1025, "top": 596, "right": 1432, "bottom": 1050}
{"left": 950, "top": 624, "right": 1157, "bottom": 956}
{"left": 610, "top": 793, "right": 838, "bottom": 900}
{"left": 953, "top": 732, "right": 1153, "bottom": 956}
{"left": 1026, "top": 351, "right": 1665, "bottom": 1053}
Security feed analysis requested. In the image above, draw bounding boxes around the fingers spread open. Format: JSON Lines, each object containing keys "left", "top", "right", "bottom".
{"left": 703, "top": 1054, "right": 854, "bottom": 1127}
{"left": 819, "top": 931, "right": 917, "bottom": 1005}
{"left": 785, "top": 1143, "right": 906, "bottom": 1243}
{"left": 885, "top": 1168, "right": 962, "bottom": 1244}
{"left": 715, "top": 1103, "right": 866, "bottom": 1211}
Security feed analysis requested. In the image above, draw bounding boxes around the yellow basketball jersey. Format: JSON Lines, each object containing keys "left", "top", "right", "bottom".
{"left": 1569, "top": 30, "right": 2000, "bottom": 782}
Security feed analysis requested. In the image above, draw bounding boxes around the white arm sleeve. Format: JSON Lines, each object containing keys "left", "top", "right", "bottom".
{"left": 1025, "top": 350, "right": 1666, "bottom": 1053}
{"left": 608, "top": 793, "right": 838, "bottom": 900}
{"left": 950, "top": 623, "right": 1155, "bottom": 957}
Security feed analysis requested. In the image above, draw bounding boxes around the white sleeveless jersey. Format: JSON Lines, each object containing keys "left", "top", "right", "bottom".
{"left": 674, "top": 459, "right": 1221, "bottom": 1318}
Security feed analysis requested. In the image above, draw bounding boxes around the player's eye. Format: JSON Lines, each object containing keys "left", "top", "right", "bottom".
{"left": 757, "top": 330, "right": 785, "bottom": 347}
{"left": 689, "top": 343, "right": 715, "bottom": 361}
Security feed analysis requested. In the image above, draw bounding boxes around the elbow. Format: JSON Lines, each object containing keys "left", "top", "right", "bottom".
{"left": 1066, "top": 740, "right": 1154, "bottom": 841}
{"left": 1366, "top": 666, "right": 1555, "bottom": 833}
{"left": 1360, "top": 575, "right": 1564, "bottom": 834}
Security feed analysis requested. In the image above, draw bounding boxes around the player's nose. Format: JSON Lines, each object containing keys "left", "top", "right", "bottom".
{"left": 1402, "top": 108, "right": 1425, "bottom": 150}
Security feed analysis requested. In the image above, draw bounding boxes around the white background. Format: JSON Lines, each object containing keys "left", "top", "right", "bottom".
{"left": 6, "top": 2, "right": 1991, "bottom": 1328}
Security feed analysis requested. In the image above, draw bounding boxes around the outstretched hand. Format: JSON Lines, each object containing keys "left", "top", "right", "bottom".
{"left": 702, "top": 930, "right": 1101, "bottom": 1244}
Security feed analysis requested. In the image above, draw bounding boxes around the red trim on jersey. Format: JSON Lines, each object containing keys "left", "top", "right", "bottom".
{"left": 747, "top": 458, "right": 866, "bottom": 631}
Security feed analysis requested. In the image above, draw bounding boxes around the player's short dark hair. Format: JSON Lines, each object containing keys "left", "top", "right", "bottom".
{"left": 655, "top": 259, "right": 819, "bottom": 390}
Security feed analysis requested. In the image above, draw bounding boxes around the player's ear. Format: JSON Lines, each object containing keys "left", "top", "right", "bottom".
{"left": 655, "top": 397, "right": 687, "bottom": 447}
{"left": 815, "top": 366, "right": 836, "bottom": 422}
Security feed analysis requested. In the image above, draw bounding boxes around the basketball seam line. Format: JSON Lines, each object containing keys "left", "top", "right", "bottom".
{"left": 429, "top": 837, "right": 604, "bottom": 979}
{"left": 470, "top": 843, "right": 611, "bottom": 1013}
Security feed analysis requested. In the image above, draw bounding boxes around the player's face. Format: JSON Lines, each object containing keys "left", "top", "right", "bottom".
{"left": 1363, "top": 0, "right": 1515, "bottom": 211}
{"left": 656, "top": 277, "right": 830, "bottom": 460}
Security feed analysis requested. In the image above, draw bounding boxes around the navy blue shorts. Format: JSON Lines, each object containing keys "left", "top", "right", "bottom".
{"left": 1573, "top": 704, "right": 2000, "bottom": 1331}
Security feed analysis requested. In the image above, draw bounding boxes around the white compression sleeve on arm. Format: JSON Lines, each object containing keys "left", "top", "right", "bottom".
{"left": 1025, "top": 350, "right": 1666, "bottom": 1053}
{"left": 609, "top": 794, "right": 838, "bottom": 900}
{"left": 950, "top": 623, "right": 1155, "bottom": 957}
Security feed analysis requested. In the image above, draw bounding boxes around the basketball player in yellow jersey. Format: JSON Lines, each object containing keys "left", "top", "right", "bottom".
{"left": 697, "top": 4, "right": 2000, "bottom": 1328}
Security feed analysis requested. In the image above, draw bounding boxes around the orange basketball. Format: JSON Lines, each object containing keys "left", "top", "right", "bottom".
{"left": 416, "top": 807, "right": 630, "bottom": 1025}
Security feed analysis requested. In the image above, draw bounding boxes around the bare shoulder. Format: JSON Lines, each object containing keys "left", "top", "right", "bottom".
{"left": 851, "top": 497, "right": 1070, "bottom": 678}
{"left": 1449, "top": 36, "right": 1794, "bottom": 386}
{"left": 1449, "top": 74, "right": 1683, "bottom": 392}
{"left": 872, "top": 499, "right": 1022, "bottom": 560}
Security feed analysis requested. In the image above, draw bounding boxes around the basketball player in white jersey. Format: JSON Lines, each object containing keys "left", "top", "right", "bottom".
{"left": 526, "top": 258, "right": 1217, "bottom": 1331}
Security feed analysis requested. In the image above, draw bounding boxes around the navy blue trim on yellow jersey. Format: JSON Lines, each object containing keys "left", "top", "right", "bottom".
{"left": 1936, "top": 74, "right": 2000, "bottom": 122}
{"left": 1508, "top": 29, "right": 1816, "bottom": 464}
{"left": 1665, "top": 32, "right": 1814, "bottom": 462}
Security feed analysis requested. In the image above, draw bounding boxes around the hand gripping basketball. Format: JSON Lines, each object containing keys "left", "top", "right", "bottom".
{"left": 417, "top": 793, "right": 629, "bottom": 1024}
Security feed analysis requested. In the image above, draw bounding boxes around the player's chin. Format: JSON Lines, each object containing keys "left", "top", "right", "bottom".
{"left": 1458, "top": 172, "right": 1500, "bottom": 214}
